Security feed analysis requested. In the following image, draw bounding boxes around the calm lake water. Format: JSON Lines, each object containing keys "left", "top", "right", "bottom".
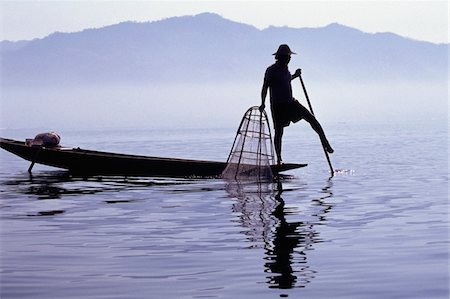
{"left": 0, "top": 121, "right": 448, "bottom": 298}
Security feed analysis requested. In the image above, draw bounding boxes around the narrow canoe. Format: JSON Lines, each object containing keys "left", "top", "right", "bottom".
{"left": 0, "top": 138, "right": 307, "bottom": 177}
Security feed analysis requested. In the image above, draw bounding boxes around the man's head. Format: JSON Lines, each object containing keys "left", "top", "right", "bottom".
{"left": 273, "top": 44, "right": 296, "bottom": 66}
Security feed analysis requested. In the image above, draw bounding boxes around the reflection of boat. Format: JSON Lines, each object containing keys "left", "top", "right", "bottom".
{"left": 2, "top": 171, "right": 184, "bottom": 200}
{"left": 0, "top": 138, "right": 307, "bottom": 177}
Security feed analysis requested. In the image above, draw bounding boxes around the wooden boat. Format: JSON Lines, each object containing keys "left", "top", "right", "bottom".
{"left": 0, "top": 138, "right": 307, "bottom": 177}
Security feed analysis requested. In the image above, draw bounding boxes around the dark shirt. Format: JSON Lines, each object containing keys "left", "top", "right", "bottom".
{"left": 264, "top": 63, "right": 293, "bottom": 105}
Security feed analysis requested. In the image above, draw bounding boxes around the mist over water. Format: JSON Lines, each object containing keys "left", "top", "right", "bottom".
{"left": 1, "top": 79, "right": 447, "bottom": 132}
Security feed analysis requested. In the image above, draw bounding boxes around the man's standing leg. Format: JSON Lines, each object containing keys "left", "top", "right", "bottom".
{"left": 274, "top": 124, "right": 284, "bottom": 165}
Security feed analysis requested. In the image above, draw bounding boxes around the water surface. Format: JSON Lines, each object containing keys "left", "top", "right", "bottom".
{"left": 1, "top": 122, "right": 448, "bottom": 298}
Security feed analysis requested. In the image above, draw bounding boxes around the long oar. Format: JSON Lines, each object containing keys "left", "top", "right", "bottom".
{"left": 298, "top": 75, "right": 334, "bottom": 176}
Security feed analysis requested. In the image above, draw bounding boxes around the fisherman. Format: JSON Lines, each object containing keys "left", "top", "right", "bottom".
{"left": 260, "top": 44, "right": 334, "bottom": 165}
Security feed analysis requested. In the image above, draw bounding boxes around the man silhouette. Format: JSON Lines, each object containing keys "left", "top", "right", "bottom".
{"left": 260, "top": 44, "right": 333, "bottom": 165}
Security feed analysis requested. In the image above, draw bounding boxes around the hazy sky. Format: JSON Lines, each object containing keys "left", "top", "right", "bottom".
{"left": 0, "top": 0, "right": 448, "bottom": 44}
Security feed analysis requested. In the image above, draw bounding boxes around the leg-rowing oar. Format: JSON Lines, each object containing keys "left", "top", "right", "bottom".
{"left": 298, "top": 75, "right": 334, "bottom": 175}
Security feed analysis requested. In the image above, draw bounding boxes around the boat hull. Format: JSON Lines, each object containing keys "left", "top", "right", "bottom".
{"left": 0, "top": 138, "right": 306, "bottom": 177}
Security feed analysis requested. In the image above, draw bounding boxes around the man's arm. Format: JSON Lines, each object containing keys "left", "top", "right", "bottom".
{"left": 291, "top": 68, "right": 302, "bottom": 80}
{"left": 260, "top": 81, "right": 269, "bottom": 111}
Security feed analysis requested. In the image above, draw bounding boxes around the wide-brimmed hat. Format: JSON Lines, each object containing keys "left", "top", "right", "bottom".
{"left": 273, "top": 44, "right": 296, "bottom": 56}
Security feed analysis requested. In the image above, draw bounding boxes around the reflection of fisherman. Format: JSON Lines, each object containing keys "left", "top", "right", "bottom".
{"left": 227, "top": 179, "right": 321, "bottom": 289}
{"left": 266, "top": 180, "right": 302, "bottom": 289}
{"left": 260, "top": 44, "right": 334, "bottom": 165}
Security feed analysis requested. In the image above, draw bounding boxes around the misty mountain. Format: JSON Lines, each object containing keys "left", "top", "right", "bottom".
{"left": 1, "top": 13, "right": 447, "bottom": 88}
{"left": 0, "top": 40, "right": 30, "bottom": 52}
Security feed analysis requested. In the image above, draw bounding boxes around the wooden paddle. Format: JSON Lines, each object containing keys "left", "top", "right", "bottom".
{"left": 298, "top": 75, "right": 334, "bottom": 176}
{"left": 28, "top": 146, "right": 42, "bottom": 173}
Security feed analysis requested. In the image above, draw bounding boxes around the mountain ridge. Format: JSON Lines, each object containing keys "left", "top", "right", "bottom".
{"left": 1, "top": 12, "right": 447, "bottom": 88}
{"left": 1, "top": 14, "right": 445, "bottom": 46}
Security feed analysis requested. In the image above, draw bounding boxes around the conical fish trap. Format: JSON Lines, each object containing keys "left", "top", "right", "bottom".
{"left": 222, "top": 106, "right": 275, "bottom": 180}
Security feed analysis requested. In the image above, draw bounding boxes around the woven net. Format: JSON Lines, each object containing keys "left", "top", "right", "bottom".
{"left": 222, "top": 106, "right": 275, "bottom": 180}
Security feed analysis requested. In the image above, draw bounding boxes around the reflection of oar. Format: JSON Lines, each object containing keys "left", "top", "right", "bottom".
{"left": 299, "top": 75, "right": 334, "bottom": 176}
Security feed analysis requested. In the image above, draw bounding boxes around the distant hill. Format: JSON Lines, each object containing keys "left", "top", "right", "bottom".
{"left": 0, "top": 40, "right": 31, "bottom": 52}
{"left": 1, "top": 13, "right": 447, "bottom": 88}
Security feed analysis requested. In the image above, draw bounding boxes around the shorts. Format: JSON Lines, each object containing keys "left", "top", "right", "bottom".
{"left": 271, "top": 100, "right": 312, "bottom": 128}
